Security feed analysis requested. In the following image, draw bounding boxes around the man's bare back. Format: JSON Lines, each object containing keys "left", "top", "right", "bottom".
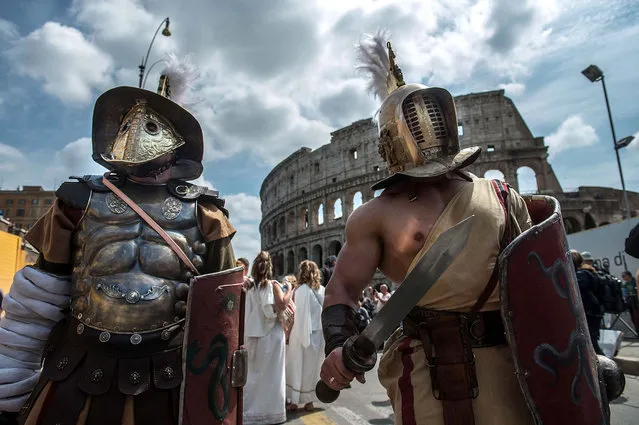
{"left": 323, "top": 174, "right": 472, "bottom": 311}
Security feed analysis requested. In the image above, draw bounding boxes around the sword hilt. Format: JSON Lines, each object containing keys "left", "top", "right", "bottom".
{"left": 315, "top": 334, "right": 378, "bottom": 403}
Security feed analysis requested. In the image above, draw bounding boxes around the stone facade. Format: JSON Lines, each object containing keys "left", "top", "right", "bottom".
{"left": 259, "top": 89, "right": 639, "bottom": 280}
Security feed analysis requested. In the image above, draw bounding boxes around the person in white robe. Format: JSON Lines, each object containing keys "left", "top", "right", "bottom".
{"left": 286, "top": 260, "right": 325, "bottom": 412}
{"left": 244, "top": 251, "right": 292, "bottom": 425}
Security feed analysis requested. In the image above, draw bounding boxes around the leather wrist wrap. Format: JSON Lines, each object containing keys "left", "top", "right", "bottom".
{"left": 322, "top": 304, "right": 358, "bottom": 355}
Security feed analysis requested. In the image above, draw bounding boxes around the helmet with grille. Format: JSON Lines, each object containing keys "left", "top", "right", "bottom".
{"left": 357, "top": 32, "right": 481, "bottom": 190}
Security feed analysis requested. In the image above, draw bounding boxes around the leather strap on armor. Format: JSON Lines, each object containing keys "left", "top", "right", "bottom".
{"left": 321, "top": 304, "right": 359, "bottom": 356}
{"left": 101, "top": 173, "right": 199, "bottom": 275}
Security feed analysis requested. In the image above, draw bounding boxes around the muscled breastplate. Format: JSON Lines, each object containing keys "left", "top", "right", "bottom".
{"left": 70, "top": 181, "right": 206, "bottom": 333}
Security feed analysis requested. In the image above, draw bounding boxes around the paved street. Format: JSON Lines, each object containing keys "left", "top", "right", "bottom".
{"left": 286, "top": 364, "right": 638, "bottom": 425}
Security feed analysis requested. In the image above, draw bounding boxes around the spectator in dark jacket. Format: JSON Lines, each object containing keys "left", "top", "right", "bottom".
{"left": 320, "top": 256, "right": 336, "bottom": 287}
{"left": 571, "top": 250, "right": 604, "bottom": 354}
{"left": 626, "top": 223, "right": 639, "bottom": 259}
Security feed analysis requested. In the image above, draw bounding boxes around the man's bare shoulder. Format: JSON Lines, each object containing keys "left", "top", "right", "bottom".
{"left": 344, "top": 197, "right": 388, "bottom": 237}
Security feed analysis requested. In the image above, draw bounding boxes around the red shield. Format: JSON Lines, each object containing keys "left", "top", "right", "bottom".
{"left": 180, "top": 266, "right": 246, "bottom": 425}
{"left": 499, "top": 196, "right": 608, "bottom": 425}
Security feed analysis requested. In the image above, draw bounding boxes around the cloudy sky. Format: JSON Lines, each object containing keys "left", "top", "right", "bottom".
{"left": 0, "top": 0, "right": 638, "bottom": 260}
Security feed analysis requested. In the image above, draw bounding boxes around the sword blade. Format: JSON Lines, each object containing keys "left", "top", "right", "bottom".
{"left": 360, "top": 215, "right": 474, "bottom": 347}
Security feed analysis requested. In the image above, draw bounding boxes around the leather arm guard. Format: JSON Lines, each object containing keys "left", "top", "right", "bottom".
{"left": 321, "top": 304, "right": 358, "bottom": 356}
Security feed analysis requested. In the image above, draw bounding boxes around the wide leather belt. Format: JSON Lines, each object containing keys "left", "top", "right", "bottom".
{"left": 402, "top": 308, "right": 506, "bottom": 348}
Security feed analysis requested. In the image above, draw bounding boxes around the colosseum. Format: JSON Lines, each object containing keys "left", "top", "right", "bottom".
{"left": 259, "top": 89, "right": 639, "bottom": 280}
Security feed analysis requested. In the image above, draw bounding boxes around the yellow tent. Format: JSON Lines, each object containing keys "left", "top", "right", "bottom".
{"left": 0, "top": 232, "right": 36, "bottom": 295}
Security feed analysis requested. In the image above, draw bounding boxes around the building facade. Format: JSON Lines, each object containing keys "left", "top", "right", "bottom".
{"left": 0, "top": 186, "right": 56, "bottom": 230}
{"left": 260, "top": 90, "right": 639, "bottom": 279}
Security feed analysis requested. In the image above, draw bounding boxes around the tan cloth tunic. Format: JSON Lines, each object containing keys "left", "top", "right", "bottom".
{"left": 378, "top": 179, "right": 535, "bottom": 425}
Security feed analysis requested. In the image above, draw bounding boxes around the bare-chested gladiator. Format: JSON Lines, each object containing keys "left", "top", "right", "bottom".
{"left": 318, "top": 33, "right": 621, "bottom": 425}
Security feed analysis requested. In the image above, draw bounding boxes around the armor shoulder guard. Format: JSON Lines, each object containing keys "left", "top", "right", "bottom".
{"left": 168, "top": 180, "right": 229, "bottom": 217}
{"left": 69, "top": 174, "right": 126, "bottom": 193}
{"left": 55, "top": 181, "right": 91, "bottom": 210}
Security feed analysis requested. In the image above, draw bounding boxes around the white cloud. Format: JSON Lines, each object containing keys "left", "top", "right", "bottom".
{"left": 223, "top": 193, "right": 263, "bottom": 262}
{"left": 0, "top": 18, "right": 19, "bottom": 43}
{"left": 225, "top": 193, "right": 262, "bottom": 222}
{"left": 191, "top": 176, "right": 215, "bottom": 189}
{"left": 0, "top": 138, "right": 107, "bottom": 190}
{"left": 498, "top": 82, "right": 526, "bottom": 97}
{"left": 6, "top": 22, "right": 114, "bottom": 103}
{"left": 71, "top": 0, "right": 154, "bottom": 42}
{"left": 629, "top": 130, "right": 639, "bottom": 151}
{"left": 546, "top": 115, "right": 598, "bottom": 158}
{"left": 46, "top": 137, "right": 108, "bottom": 178}
{"left": 0, "top": 142, "right": 28, "bottom": 173}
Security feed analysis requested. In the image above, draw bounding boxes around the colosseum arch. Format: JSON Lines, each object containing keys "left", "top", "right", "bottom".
{"left": 484, "top": 169, "right": 505, "bottom": 181}
{"left": 298, "top": 247, "right": 308, "bottom": 262}
{"left": 374, "top": 189, "right": 383, "bottom": 198}
{"left": 584, "top": 212, "right": 597, "bottom": 230}
{"left": 286, "top": 250, "right": 295, "bottom": 274}
{"left": 563, "top": 216, "right": 582, "bottom": 234}
{"left": 273, "top": 251, "right": 284, "bottom": 277}
{"left": 516, "top": 166, "right": 538, "bottom": 194}
{"left": 287, "top": 211, "right": 295, "bottom": 234}
{"left": 328, "top": 240, "right": 342, "bottom": 257}
{"left": 299, "top": 207, "right": 309, "bottom": 231}
{"left": 333, "top": 198, "right": 343, "bottom": 220}
{"left": 352, "top": 191, "right": 363, "bottom": 211}
{"left": 278, "top": 216, "right": 286, "bottom": 238}
{"left": 312, "top": 244, "right": 323, "bottom": 267}
{"left": 317, "top": 203, "right": 325, "bottom": 225}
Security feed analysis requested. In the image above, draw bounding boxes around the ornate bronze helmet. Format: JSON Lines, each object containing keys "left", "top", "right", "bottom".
{"left": 357, "top": 33, "right": 481, "bottom": 190}
{"left": 92, "top": 57, "right": 204, "bottom": 180}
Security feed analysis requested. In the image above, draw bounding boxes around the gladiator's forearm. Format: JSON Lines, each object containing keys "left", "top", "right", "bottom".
{"left": 0, "top": 267, "right": 71, "bottom": 412}
{"left": 321, "top": 304, "right": 358, "bottom": 356}
{"left": 322, "top": 272, "right": 364, "bottom": 355}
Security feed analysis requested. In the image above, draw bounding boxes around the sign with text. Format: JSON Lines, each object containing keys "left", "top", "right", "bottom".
{"left": 567, "top": 218, "right": 639, "bottom": 278}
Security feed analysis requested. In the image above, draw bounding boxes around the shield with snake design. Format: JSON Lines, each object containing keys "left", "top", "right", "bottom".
{"left": 499, "top": 196, "right": 609, "bottom": 425}
{"left": 179, "top": 266, "right": 246, "bottom": 425}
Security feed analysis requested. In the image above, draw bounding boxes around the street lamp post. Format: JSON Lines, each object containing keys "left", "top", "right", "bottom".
{"left": 138, "top": 17, "right": 171, "bottom": 88}
{"left": 581, "top": 64, "right": 632, "bottom": 219}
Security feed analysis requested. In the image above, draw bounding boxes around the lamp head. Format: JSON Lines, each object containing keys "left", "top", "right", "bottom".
{"left": 162, "top": 18, "right": 171, "bottom": 36}
{"left": 581, "top": 64, "right": 603, "bottom": 82}
{"left": 615, "top": 136, "right": 635, "bottom": 150}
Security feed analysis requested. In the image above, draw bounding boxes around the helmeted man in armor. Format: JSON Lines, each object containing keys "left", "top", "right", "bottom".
{"left": 0, "top": 62, "right": 241, "bottom": 425}
{"left": 319, "top": 33, "right": 622, "bottom": 425}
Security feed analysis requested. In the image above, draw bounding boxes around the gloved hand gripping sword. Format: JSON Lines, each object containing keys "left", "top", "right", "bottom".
{"left": 316, "top": 216, "right": 475, "bottom": 403}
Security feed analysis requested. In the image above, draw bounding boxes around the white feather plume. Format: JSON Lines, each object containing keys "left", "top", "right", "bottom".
{"left": 159, "top": 53, "right": 201, "bottom": 107}
{"left": 356, "top": 30, "right": 392, "bottom": 100}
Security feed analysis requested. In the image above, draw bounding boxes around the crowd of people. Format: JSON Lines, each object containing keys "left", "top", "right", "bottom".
{"left": 235, "top": 251, "right": 392, "bottom": 425}
{"left": 571, "top": 250, "right": 639, "bottom": 355}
